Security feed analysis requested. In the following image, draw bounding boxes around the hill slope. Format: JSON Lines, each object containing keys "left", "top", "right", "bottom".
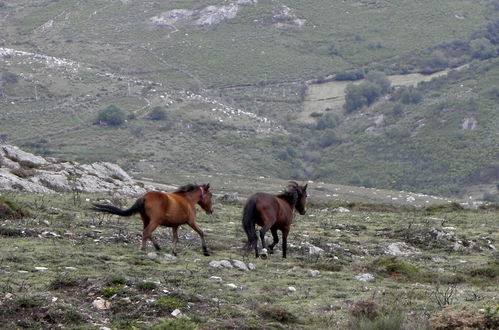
{"left": 1, "top": 0, "right": 498, "bottom": 197}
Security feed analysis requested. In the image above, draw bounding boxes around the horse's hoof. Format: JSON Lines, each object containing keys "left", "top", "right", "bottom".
{"left": 260, "top": 253, "right": 268, "bottom": 260}
{"left": 203, "top": 251, "right": 211, "bottom": 256}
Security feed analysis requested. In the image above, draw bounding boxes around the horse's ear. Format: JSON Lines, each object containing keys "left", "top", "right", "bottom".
{"left": 205, "top": 183, "right": 210, "bottom": 190}
{"left": 303, "top": 184, "right": 308, "bottom": 191}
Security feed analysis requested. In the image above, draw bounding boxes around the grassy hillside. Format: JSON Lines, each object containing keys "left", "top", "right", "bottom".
{"left": 0, "top": 192, "right": 497, "bottom": 329}
{"left": 1, "top": 0, "right": 499, "bottom": 197}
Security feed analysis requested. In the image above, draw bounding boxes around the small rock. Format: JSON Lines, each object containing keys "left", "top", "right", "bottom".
{"left": 35, "top": 267, "right": 48, "bottom": 271}
{"left": 220, "top": 260, "right": 233, "bottom": 268}
{"left": 288, "top": 286, "right": 296, "bottom": 292}
{"left": 355, "top": 273, "right": 375, "bottom": 282}
{"left": 232, "top": 260, "right": 249, "bottom": 271}
{"left": 308, "top": 270, "right": 320, "bottom": 277}
{"left": 171, "top": 309, "right": 182, "bottom": 318}
{"left": 163, "top": 254, "right": 177, "bottom": 260}
{"left": 209, "top": 260, "right": 222, "bottom": 268}
{"left": 225, "top": 283, "right": 238, "bottom": 290}
{"left": 385, "top": 242, "right": 420, "bottom": 256}
{"left": 209, "top": 276, "right": 223, "bottom": 282}
{"left": 488, "top": 244, "right": 497, "bottom": 251}
{"left": 431, "top": 257, "right": 447, "bottom": 263}
{"left": 333, "top": 207, "right": 350, "bottom": 213}
{"left": 309, "top": 245, "right": 325, "bottom": 255}
{"left": 100, "top": 327, "right": 112, "bottom": 330}
{"left": 147, "top": 252, "right": 157, "bottom": 258}
{"left": 51, "top": 297, "right": 58, "bottom": 303}
{"left": 248, "top": 263, "right": 256, "bottom": 270}
{"left": 5, "top": 293, "right": 13, "bottom": 299}
{"left": 92, "top": 297, "right": 111, "bottom": 310}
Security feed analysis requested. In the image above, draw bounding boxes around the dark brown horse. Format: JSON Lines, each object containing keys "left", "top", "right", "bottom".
{"left": 242, "top": 181, "right": 308, "bottom": 258}
{"left": 91, "top": 183, "right": 213, "bottom": 256}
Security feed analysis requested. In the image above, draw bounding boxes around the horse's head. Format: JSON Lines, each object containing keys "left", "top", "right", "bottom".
{"left": 198, "top": 183, "right": 213, "bottom": 214}
{"left": 293, "top": 182, "right": 308, "bottom": 215}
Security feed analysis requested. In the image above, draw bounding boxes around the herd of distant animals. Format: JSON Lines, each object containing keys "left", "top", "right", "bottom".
{"left": 90, "top": 181, "right": 308, "bottom": 259}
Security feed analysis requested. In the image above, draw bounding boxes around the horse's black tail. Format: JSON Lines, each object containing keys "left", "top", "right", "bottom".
{"left": 242, "top": 197, "right": 258, "bottom": 251}
{"left": 90, "top": 197, "right": 145, "bottom": 217}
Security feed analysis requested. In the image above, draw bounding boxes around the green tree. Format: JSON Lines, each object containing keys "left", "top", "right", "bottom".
{"left": 96, "top": 105, "right": 125, "bottom": 126}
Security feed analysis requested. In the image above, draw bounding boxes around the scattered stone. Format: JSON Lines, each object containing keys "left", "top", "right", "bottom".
{"left": 92, "top": 297, "right": 111, "bottom": 310}
{"left": 64, "top": 267, "right": 78, "bottom": 271}
{"left": 385, "top": 242, "right": 420, "bottom": 256}
{"left": 309, "top": 245, "right": 325, "bottom": 255}
{"left": 42, "top": 231, "right": 61, "bottom": 238}
{"left": 333, "top": 207, "right": 350, "bottom": 213}
{"left": 225, "top": 283, "right": 238, "bottom": 290}
{"left": 171, "top": 309, "right": 182, "bottom": 318}
{"left": 209, "top": 260, "right": 233, "bottom": 269}
{"left": 147, "top": 252, "right": 158, "bottom": 259}
{"left": 288, "top": 286, "right": 296, "bottom": 292}
{"left": 232, "top": 260, "right": 249, "bottom": 271}
{"left": 35, "top": 267, "right": 48, "bottom": 271}
{"left": 248, "top": 263, "right": 256, "bottom": 270}
{"left": 308, "top": 270, "right": 320, "bottom": 277}
{"left": 356, "top": 273, "right": 375, "bottom": 282}
{"left": 5, "top": 293, "right": 13, "bottom": 299}
{"left": 488, "top": 244, "right": 497, "bottom": 251}
{"left": 209, "top": 276, "right": 223, "bottom": 282}
{"left": 431, "top": 257, "right": 447, "bottom": 263}
{"left": 163, "top": 254, "right": 177, "bottom": 260}
{"left": 100, "top": 327, "right": 112, "bottom": 330}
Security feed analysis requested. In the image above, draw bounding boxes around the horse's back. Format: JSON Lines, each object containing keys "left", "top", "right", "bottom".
{"left": 143, "top": 191, "right": 190, "bottom": 225}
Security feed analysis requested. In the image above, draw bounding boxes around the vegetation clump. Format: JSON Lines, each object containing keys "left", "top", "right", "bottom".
{"left": 95, "top": 105, "right": 126, "bottom": 126}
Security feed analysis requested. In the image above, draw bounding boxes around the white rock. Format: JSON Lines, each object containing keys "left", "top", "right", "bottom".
{"left": 355, "top": 273, "right": 375, "bottom": 282}
{"left": 64, "top": 267, "right": 78, "bottom": 271}
{"left": 288, "top": 286, "right": 296, "bottom": 292}
{"left": 385, "top": 242, "right": 420, "bottom": 256}
{"left": 147, "top": 252, "right": 158, "bottom": 258}
{"left": 163, "top": 254, "right": 177, "bottom": 260}
{"left": 35, "top": 267, "right": 48, "bottom": 271}
{"left": 248, "top": 263, "right": 256, "bottom": 270}
{"left": 92, "top": 297, "right": 111, "bottom": 310}
{"left": 309, "top": 245, "right": 325, "bottom": 255}
{"left": 225, "top": 283, "right": 238, "bottom": 290}
{"left": 232, "top": 260, "right": 249, "bottom": 271}
{"left": 209, "top": 260, "right": 222, "bottom": 268}
{"left": 219, "top": 260, "right": 233, "bottom": 268}
{"left": 333, "top": 207, "right": 350, "bottom": 213}
{"left": 171, "top": 308, "right": 182, "bottom": 318}
{"left": 308, "top": 270, "right": 320, "bottom": 277}
{"left": 209, "top": 276, "right": 223, "bottom": 282}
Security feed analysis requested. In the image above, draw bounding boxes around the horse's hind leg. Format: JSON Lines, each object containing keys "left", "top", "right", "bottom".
{"left": 268, "top": 227, "right": 279, "bottom": 254}
{"left": 171, "top": 226, "right": 179, "bottom": 256}
{"left": 142, "top": 221, "right": 160, "bottom": 251}
{"left": 281, "top": 227, "right": 290, "bottom": 258}
{"left": 187, "top": 221, "right": 210, "bottom": 256}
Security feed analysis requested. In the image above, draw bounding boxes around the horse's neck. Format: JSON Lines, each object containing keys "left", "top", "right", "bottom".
{"left": 181, "top": 191, "right": 201, "bottom": 205}
{"left": 276, "top": 195, "right": 296, "bottom": 213}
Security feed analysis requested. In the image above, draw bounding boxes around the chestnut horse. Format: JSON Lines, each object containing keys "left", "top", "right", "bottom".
{"left": 91, "top": 183, "right": 213, "bottom": 256}
{"left": 242, "top": 181, "right": 307, "bottom": 258}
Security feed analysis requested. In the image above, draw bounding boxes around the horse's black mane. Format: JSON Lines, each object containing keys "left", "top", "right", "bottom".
{"left": 277, "top": 181, "right": 301, "bottom": 206}
{"left": 173, "top": 183, "right": 201, "bottom": 194}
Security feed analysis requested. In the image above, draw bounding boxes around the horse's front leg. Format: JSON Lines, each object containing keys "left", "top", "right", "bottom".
{"left": 259, "top": 224, "right": 273, "bottom": 259}
{"left": 187, "top": 221, "right": 211, "bottom": 256}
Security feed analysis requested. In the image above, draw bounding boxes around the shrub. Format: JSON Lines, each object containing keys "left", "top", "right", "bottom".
{"left": 371, "top": 256, "right": 419, "bottom": 280}
{"left": 0, "top": 195, "right": 29, "bottom": 219}
{"left": 10, "top": 168, "right": 36, "bottom": 178}
{"left": 100, "top": 286, "right": 120, "bottom": 298}
{"left": 137, "top": 281, "right": 157, "bottom": 291}
{"left": 365, "top": 71, "right": 391, "bottom": 94}
{"left": 258, "top": 304, "right": 298, "bottom": 323}
{"left": 336, "top": 70, "right": 364, "bottom": 81}
{"left": 2, "top": 71, "right": 19, "bottom": 84}
{"left": 151, "top": 317, "right": 198, "bottom": 330}
{"left": 486, "top": 18, "right": 499, "bottom": 44}
{"left": 470, "top": 38, "right": 497, "bottom": 59}
{"left": 393, "top": 86, "right": 423, "bottom": 104}
{"left": 148, "top": 106, "right": 167, "bottom": 121}
{"left": 430, "top": 305, "right": 492, "bottom": 330}
{"left": 96, "top": 105, "right": 125, "bottom": 126}
{"left": 482, "top": 192, "right": 499, "bottom": 203}
{"left": 155, "top": 296, "right": 187, "bottom": 312}
{"left": 315, "top": 113, "right": 339, "bottom": 130}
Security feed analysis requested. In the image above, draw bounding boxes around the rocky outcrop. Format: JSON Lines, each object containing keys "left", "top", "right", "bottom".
{"left": 0, "top": 145, "right": 147, "bottom": 196}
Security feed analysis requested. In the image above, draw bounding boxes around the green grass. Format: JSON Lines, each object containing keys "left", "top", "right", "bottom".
{"left": 0, "top": 192, "right": 497, "bottom": 328}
